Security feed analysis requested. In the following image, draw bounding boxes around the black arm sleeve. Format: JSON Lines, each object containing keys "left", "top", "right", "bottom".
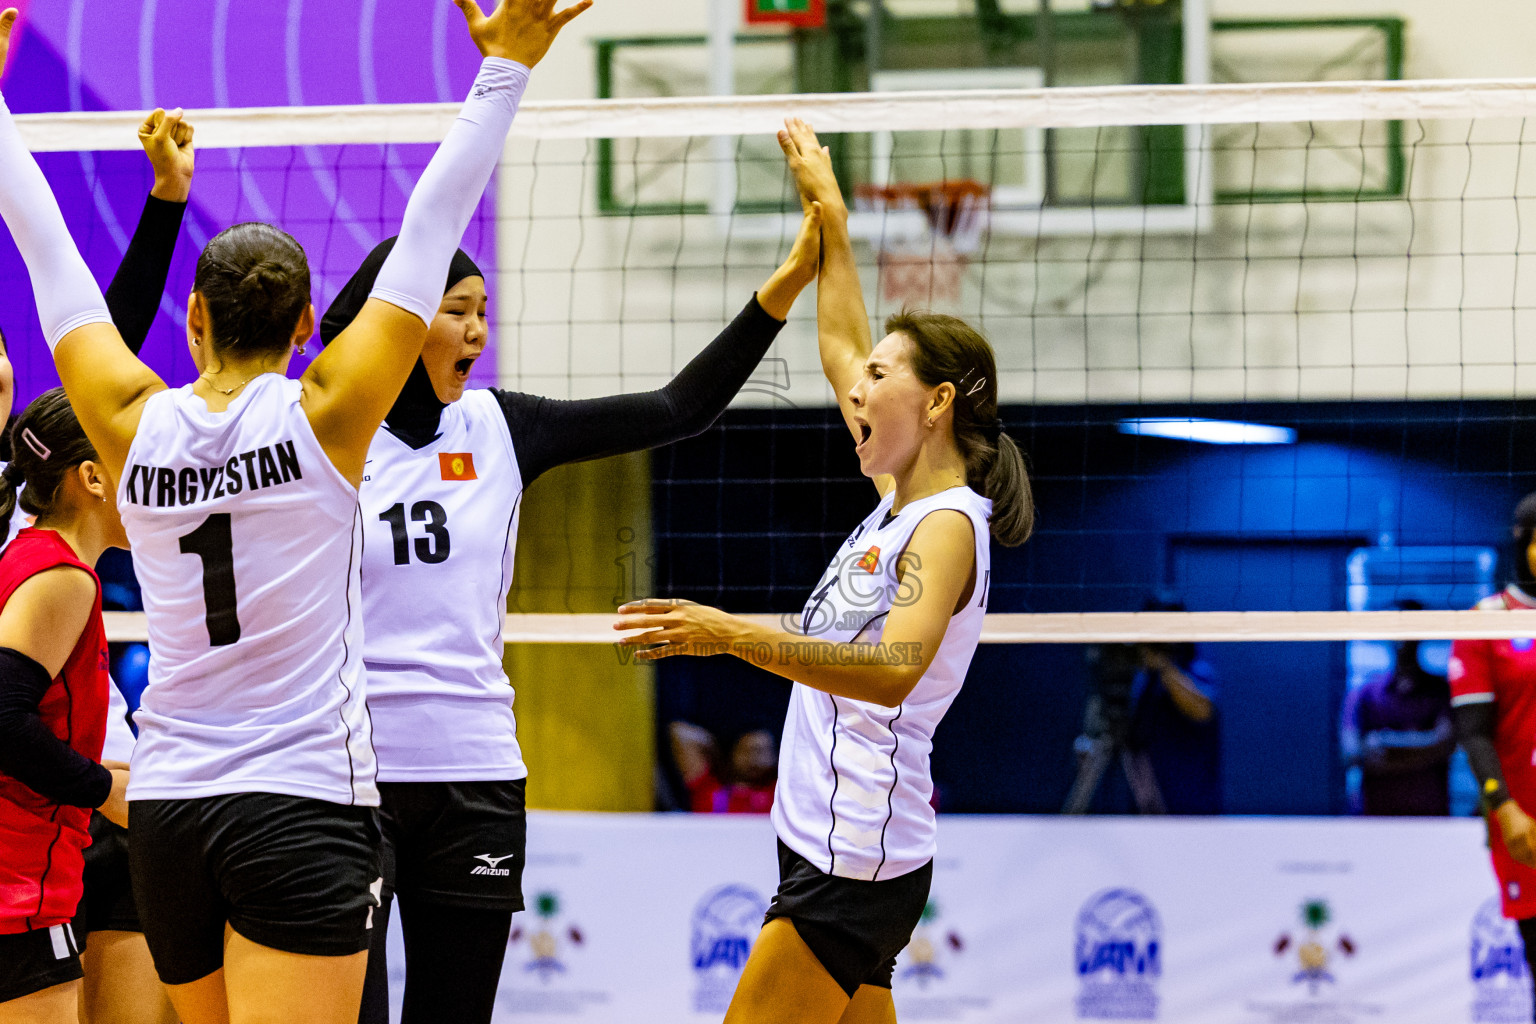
{"left": 104, "top": 194, "right": 188, "bottom": 355}
{"left": 0, "top": 647, "right": 112, "bottom": 809}
{"left": 494, "top": 295, "right": 786, "bottom": 486}
{"left": 1454, "top": 700, "right": 1510, "bottom": 809}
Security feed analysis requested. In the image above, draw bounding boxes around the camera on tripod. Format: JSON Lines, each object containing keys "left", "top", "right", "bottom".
{"left": 1082, "top": 642, "right": 1145, "bottom": 746}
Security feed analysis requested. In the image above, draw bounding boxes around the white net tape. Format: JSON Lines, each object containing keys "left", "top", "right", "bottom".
{"left": 18, "top": 79, "right": 1536, "bottom": 149}
{"left": 97, "top": 610, "right": 1536, "bottom": 646}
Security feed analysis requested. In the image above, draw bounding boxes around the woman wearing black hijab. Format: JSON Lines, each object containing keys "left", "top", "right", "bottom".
{"left": 322, "top": 205, "right": 825, "bottom": 1024}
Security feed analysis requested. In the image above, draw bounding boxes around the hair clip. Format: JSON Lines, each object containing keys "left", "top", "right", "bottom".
{"left": 20, "top": 428, "right": 50, "bottom": 462}
{"left": 957, "top": 367, "right": 986, "bottom": 397}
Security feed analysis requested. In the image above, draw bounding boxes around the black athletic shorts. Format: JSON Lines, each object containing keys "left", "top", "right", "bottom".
{"left": 129, "top": 793, "right": 382, "bottom": 986}
{"left": 0, "top": 923, "right": 84, "bottom": 1002}
{"left": 73, "top": 812, "right": 140, "bottom": 941}
{"left": 763, "top": 839, "right": 933, "bottom": 998}
{"left": 377, "top": 779, "right": 527, "bottom": 912}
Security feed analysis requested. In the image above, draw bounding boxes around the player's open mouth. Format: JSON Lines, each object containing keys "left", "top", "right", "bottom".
{"left": 454, "top": 356, "right": 476, "bottom": 378}
{"left": 857, "top": 423, "right": 872, "bottom": 450}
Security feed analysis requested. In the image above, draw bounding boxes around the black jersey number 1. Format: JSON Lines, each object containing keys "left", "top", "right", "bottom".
{"left": 179, "top": 513, "right": 241, "bottom": 647}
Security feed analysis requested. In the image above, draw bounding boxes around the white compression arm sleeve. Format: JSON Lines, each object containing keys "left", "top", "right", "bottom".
{"left": 0, "top": 93, "right": 113, "bottom": 351}
{"left": 370, "top": 57, "right": 530, "bottom": 324}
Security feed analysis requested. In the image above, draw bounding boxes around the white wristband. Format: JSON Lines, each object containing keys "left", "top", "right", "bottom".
{"left": 0, "top": 94, "right": 112, "bottom": 352}
{"left": 371, "top": 58, "right": 531, "bottom": 325}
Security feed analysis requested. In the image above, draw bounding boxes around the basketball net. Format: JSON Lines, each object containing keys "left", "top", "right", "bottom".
{"left": 855, "top": 180, "right": 991, "bottom": 306}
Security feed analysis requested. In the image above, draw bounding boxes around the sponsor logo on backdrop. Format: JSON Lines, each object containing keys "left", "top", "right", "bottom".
{"left": 509, "top": 890, "right": 585, "bottom": 982}
{"left": 1246, "top": 895, "right": 1380, "bottom": 1024}
{"left": 690, "top": 885, "right": 767, "bottom": 1014}
{"left": 892, "top": 889, "right": 992, "bottom": 1020}
{"left": 899, "top": 899, "right": 965, "bottom": 988}
{"left": 1074, "top": 888, "right": 1161, "bottom": 1021}
{"left": 1472, "top": 896, "right": 1533, "bottom": 1023}
{"left": 1273, "top": 898, "right": 1356, "bottom": 994}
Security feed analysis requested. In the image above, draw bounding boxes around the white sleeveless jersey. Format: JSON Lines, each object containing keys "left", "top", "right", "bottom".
{"left": 100, "top": 677, "right": 136, "bottom": 765}
{"left": 117, "top": 375, "right": 375, "bottom": 805}
{"left": 359, "top": 390, "right": 526, "bottom": 782}
{"left": 771, "top": 485, "right": 992, "bottom": 881}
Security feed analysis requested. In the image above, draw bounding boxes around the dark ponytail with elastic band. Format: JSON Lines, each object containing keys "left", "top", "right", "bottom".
{"left": 0, "top": 388, "right": 100, "bottom": 541}
{"left": 887, "top": 309, "right": 1034, "bottom": 547}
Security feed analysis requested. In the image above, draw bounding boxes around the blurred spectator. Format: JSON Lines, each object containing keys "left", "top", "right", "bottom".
{"left": 1341, "top": 602, "right": 1454, "bottom": 816}
{"left": 1070, "top": 596, "right": 1222, "bottom": 815}
{"left": 669, "top": 722, "right": 776, "bottom": 814}
{"left": 1126, "top": 634, "right": 1223, "bottom": 815}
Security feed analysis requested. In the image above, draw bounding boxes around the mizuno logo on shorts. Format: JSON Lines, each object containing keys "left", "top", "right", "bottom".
{"left": 472, "top": 853, "right": 514, "bottom": 877}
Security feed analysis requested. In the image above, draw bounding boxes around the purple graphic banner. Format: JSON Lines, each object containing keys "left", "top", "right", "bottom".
{"left": 0, "top": 1, "right": 497, "bottom": 405}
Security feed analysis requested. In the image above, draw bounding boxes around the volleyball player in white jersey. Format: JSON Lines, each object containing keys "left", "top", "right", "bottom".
{"left": 0, "top": 4, "right": 590, "bottom": 1022}
{"left": 69, "top": 107, "right": 195, "bottom": 1024}
{"left": 617, "top": 119, "right": 1033, "bottom": 1024}
{"left": 318, "top": 204, "right": 821, "bottom": 1023}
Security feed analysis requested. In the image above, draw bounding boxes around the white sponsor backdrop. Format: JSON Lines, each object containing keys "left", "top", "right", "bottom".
{"left": 381, "top": 813, "right": 1528, "bottom": 1024}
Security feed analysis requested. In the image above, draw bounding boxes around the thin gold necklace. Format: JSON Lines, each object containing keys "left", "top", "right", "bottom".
{"left": 200, "top": 369, "right": 266, "bottom": 397}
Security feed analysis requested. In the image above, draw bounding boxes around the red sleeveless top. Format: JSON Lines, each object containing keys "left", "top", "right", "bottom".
{"left": 0, "top": 528, "right": 108, "bottom": 933}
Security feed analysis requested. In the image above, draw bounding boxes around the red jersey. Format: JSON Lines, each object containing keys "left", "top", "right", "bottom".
{"left": 0, "top": 529, "right": 108, "bottom": 933}
{"left": 1450, "top": 586, "right": 1536, "bottom": 917}
{"left": 686, "top": 770, "right": 775, "bottom": 814}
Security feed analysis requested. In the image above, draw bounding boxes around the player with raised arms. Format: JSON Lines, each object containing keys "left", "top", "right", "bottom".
{"left": 0, "top": 3, "right": 589, "bottom": 1023}
{"left": 0, "top": 102, "right": 193, "bottom": 1024}
{"left": 71, "top": 106, "right": 195, "bottom": 1024}
{"left": 615, "top": 118, "right": 1033, "bottom": 1024}
{"left": 0, "top": 390, "right": 130, "bottom": 1024}
{"left": 321, "top": 205, "right": 822, "bottom": 1024}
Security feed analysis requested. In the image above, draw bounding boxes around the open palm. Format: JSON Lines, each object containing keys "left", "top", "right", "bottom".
{"left": 455, "top": 0, "right": 594, "bottom": 68}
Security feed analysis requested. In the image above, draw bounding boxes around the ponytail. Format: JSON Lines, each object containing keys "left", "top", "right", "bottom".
{"left": 983, "top": 431, "right": 1033, "bottom": 547}
{"left": 886, "top": 309, "right": 1035, "bottom": 547}
{"left": 0, "top": 460, "right": 21, "bottom": 542}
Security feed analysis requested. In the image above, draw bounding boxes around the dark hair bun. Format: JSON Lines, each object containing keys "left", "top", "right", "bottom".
{"left": 239, "top": 260, "right": 288, "bottom": 304}
{"left": 195, "top": 223, "right": 312, "bottom": 359}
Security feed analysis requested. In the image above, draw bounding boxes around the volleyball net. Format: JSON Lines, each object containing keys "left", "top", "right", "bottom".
{"left": 12, "top": 79, "right": 1536, "bottom": 645}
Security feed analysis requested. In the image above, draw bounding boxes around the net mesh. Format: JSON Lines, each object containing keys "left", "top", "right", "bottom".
{"left": 9, "top": 82, "right": 1536, "bottom": 643}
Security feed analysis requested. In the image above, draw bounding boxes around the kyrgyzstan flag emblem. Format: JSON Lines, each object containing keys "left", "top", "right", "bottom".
{"left": 439, "top": 453, "right": 477, "bottom": 481}
{"left": 856, "top": 546, "right": 880, "bottom": 573}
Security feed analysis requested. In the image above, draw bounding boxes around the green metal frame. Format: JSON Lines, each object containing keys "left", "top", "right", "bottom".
{"left": 594, "top": 35, "right": 795, "bottom": 217}
{"left": 592, "top": 14, "right": 1407, "bottom": 218}
{"left": 1212, "top": 17, "right": 1405, "bottom": 204}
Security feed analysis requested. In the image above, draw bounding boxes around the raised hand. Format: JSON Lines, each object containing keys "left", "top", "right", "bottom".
{"left": 139, "top": 108, "right": 196, "bottom": 203}
{"left": 454, "top": 0, "right": 594, "bottom": 68}
{"left": 778, "top": 117, "right": 846, "bottom": 218}
{"left": 756, "top": 201, "right": 822, "bottom": 320}
{"left": 1, "top": 9, "right": 18, "bottom": 82}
